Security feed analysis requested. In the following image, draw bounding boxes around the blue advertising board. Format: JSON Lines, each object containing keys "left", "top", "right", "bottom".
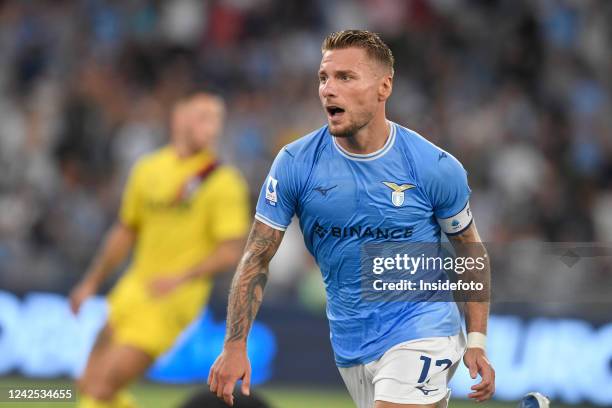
{"left": 0, "top": 291, "right": 610, "bottom": 405}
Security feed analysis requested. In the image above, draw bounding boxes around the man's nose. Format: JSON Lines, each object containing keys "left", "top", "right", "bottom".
{"left": 320, "top": 79, "right": 337, "bottom": 97}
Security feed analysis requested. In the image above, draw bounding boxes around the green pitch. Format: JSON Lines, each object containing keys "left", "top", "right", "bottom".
{"left": 0, "top": 376, "right": 586, "bottom": 408}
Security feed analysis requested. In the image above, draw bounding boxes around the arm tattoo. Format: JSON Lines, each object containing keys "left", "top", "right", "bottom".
{"left": 225, "top": 221, "right": 283, "bottom": 343}
{"left": 448, "top": 223, "right": 491, "bottom": 296}
{"left": 449, "top": 222, "right": 490, "bottom": 334}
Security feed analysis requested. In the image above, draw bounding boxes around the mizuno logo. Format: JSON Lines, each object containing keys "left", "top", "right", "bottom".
{"left": 314, "top": 185, "right": 337, "bottom": 196}
{"left": 438, "top": 152, "right": 448, "bottom": 161}
{"left": 415, "top": 385, "right": 439, "bottom": 395}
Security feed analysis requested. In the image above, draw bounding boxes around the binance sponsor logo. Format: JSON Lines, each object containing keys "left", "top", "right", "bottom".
{"left": 313, "top": 222, "right": 413, "bottom": 240}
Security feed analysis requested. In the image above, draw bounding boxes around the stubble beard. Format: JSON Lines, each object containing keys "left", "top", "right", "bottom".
{"left": 328, "top": 115, "right": 370, "bottom": 138}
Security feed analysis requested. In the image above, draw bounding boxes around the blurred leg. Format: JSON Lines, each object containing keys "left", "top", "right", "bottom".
{"left": 78, "top": 323, "right": 153, "bottom": 407}
{"left": 78, "top": 323, "right": 113, "bottom": 393}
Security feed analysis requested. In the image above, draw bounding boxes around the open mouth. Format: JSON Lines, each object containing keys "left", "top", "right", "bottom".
{"left": 326, "top": 105, "right": 345, "bottom": 118}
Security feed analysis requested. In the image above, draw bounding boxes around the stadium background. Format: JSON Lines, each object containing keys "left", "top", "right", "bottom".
{"left": 0, "top": 0, "right": 610, "bottom": 407}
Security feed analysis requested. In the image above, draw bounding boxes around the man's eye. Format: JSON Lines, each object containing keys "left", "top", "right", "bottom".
{"left": 341, "top": 75, "right": 350, "bottom": 81}
{"left": 319, "top": 77, "right": 327, "bottom": 83}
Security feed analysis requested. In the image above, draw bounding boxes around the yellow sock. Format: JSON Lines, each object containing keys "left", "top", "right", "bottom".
{"left": 78, "top": 394, "right": 113, "bottom": 408}
{"left": 115, "top": 391, "right": 139, "bottom": 408}
{"left": 78, "top": 391, "right": 138, "bottom": 408}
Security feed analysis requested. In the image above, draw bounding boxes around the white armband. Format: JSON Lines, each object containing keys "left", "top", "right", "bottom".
{"left": 467, "top": 332, "right": 487, "bottom": 350}
{"left": 437, "top": 202, "right": 473, "bottom": 235}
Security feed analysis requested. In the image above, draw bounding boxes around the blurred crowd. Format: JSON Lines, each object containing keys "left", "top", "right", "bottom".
{"left": 0, "top": 0, "right": 611, "bottom": 302}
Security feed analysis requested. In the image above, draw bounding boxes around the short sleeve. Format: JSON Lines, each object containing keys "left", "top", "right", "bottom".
{"left": 427, "top": 153, "right": 472, "bottom": 235}
{"left": 119, "top": 162, "right": 144, "bottom": 230}
{"left": 208, "top": 167, "right": 250, "bottom": 241}
{"left": 255, "top": 147, "right": 299, "bottom": 231}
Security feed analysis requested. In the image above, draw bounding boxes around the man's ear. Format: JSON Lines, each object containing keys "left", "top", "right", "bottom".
{"left": 378, "top": 74, "right": 393, "bottom": 102}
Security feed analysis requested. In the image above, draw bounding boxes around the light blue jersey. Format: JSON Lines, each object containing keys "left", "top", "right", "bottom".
{"left": 255, "top": 122, "right": 473, "bottom": 367}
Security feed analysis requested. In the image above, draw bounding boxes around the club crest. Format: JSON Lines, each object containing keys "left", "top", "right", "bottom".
{"left": 382, "top": 182, "right": 415, "bottom": 207}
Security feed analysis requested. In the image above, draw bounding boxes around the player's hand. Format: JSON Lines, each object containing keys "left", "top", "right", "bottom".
{"left": 148, "top": 275, "right": 186, "bottom": 298}
{"left": 69, "top": 280, "right": 97, "bottom": 315}
{"left": 464, "top": 347, "right": 495, "bottom": 402}
{"left": 208, "top": 343, "right": 251, "bottom": 406}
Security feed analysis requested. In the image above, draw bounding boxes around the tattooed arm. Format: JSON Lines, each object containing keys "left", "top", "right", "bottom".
{"left": 208, "top": 220, "right": 284, "bottom": 406}
{"left": 225, "top": 220, "right": 283, "bottom": 343}
{"left": 448, "top": 221, "right": 495, "bottom": 402}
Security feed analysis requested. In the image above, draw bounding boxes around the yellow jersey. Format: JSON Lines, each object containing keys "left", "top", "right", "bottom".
{"left": 120, "top": 146, "right": 249, "bottom": 280}
{"left": 108, "top": 146, "right": 250, "bottom": 356}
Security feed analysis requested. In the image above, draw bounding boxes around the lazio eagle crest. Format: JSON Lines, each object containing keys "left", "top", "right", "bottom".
{"left": 382, "top": 182, "right": 415, "bottom": 207}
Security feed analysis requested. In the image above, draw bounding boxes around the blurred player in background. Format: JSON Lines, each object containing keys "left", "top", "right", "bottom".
{"left": 209, "top": 30, "right": 494, "bottom": 408}
{"left": 69, "top": 92, "right": 250, "bottom": 408}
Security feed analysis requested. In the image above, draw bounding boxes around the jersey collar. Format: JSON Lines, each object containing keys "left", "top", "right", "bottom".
{"left": 332, "top": 121, "right": 396, "bottom": 162}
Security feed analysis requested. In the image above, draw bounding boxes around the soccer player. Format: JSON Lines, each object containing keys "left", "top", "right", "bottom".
{"left": 209, "top": 30, "right": 495, "bottom": 408}
{"left": 69, "top": 92, "right": 250, "bottom": 408}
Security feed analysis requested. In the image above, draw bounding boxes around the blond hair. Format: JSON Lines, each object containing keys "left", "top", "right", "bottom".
{"left": 322, "top": 30, "right": 394, "bottom": 74}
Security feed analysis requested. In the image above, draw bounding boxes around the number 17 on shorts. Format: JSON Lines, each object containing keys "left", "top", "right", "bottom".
{"left": 339, "top": 334, "right": 466, "bottom": 408}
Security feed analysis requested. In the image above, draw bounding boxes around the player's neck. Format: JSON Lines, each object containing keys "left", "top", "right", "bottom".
{"left": 173, "top": 143, "right": 191, "bottom": 158}
{"left": 335, "top": 115, "right": 390, "bottom": 155}
{"left": 172, "top": 141, "right": 201, "bottom": 159}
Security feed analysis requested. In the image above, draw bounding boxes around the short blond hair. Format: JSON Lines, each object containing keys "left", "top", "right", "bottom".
{"left": 322, "top": 30, "right": 394, "bottom": 74}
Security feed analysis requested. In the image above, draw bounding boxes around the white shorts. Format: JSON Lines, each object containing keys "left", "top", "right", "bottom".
{"left": 339, "top": 334, "right": 466, "bottom": 408}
